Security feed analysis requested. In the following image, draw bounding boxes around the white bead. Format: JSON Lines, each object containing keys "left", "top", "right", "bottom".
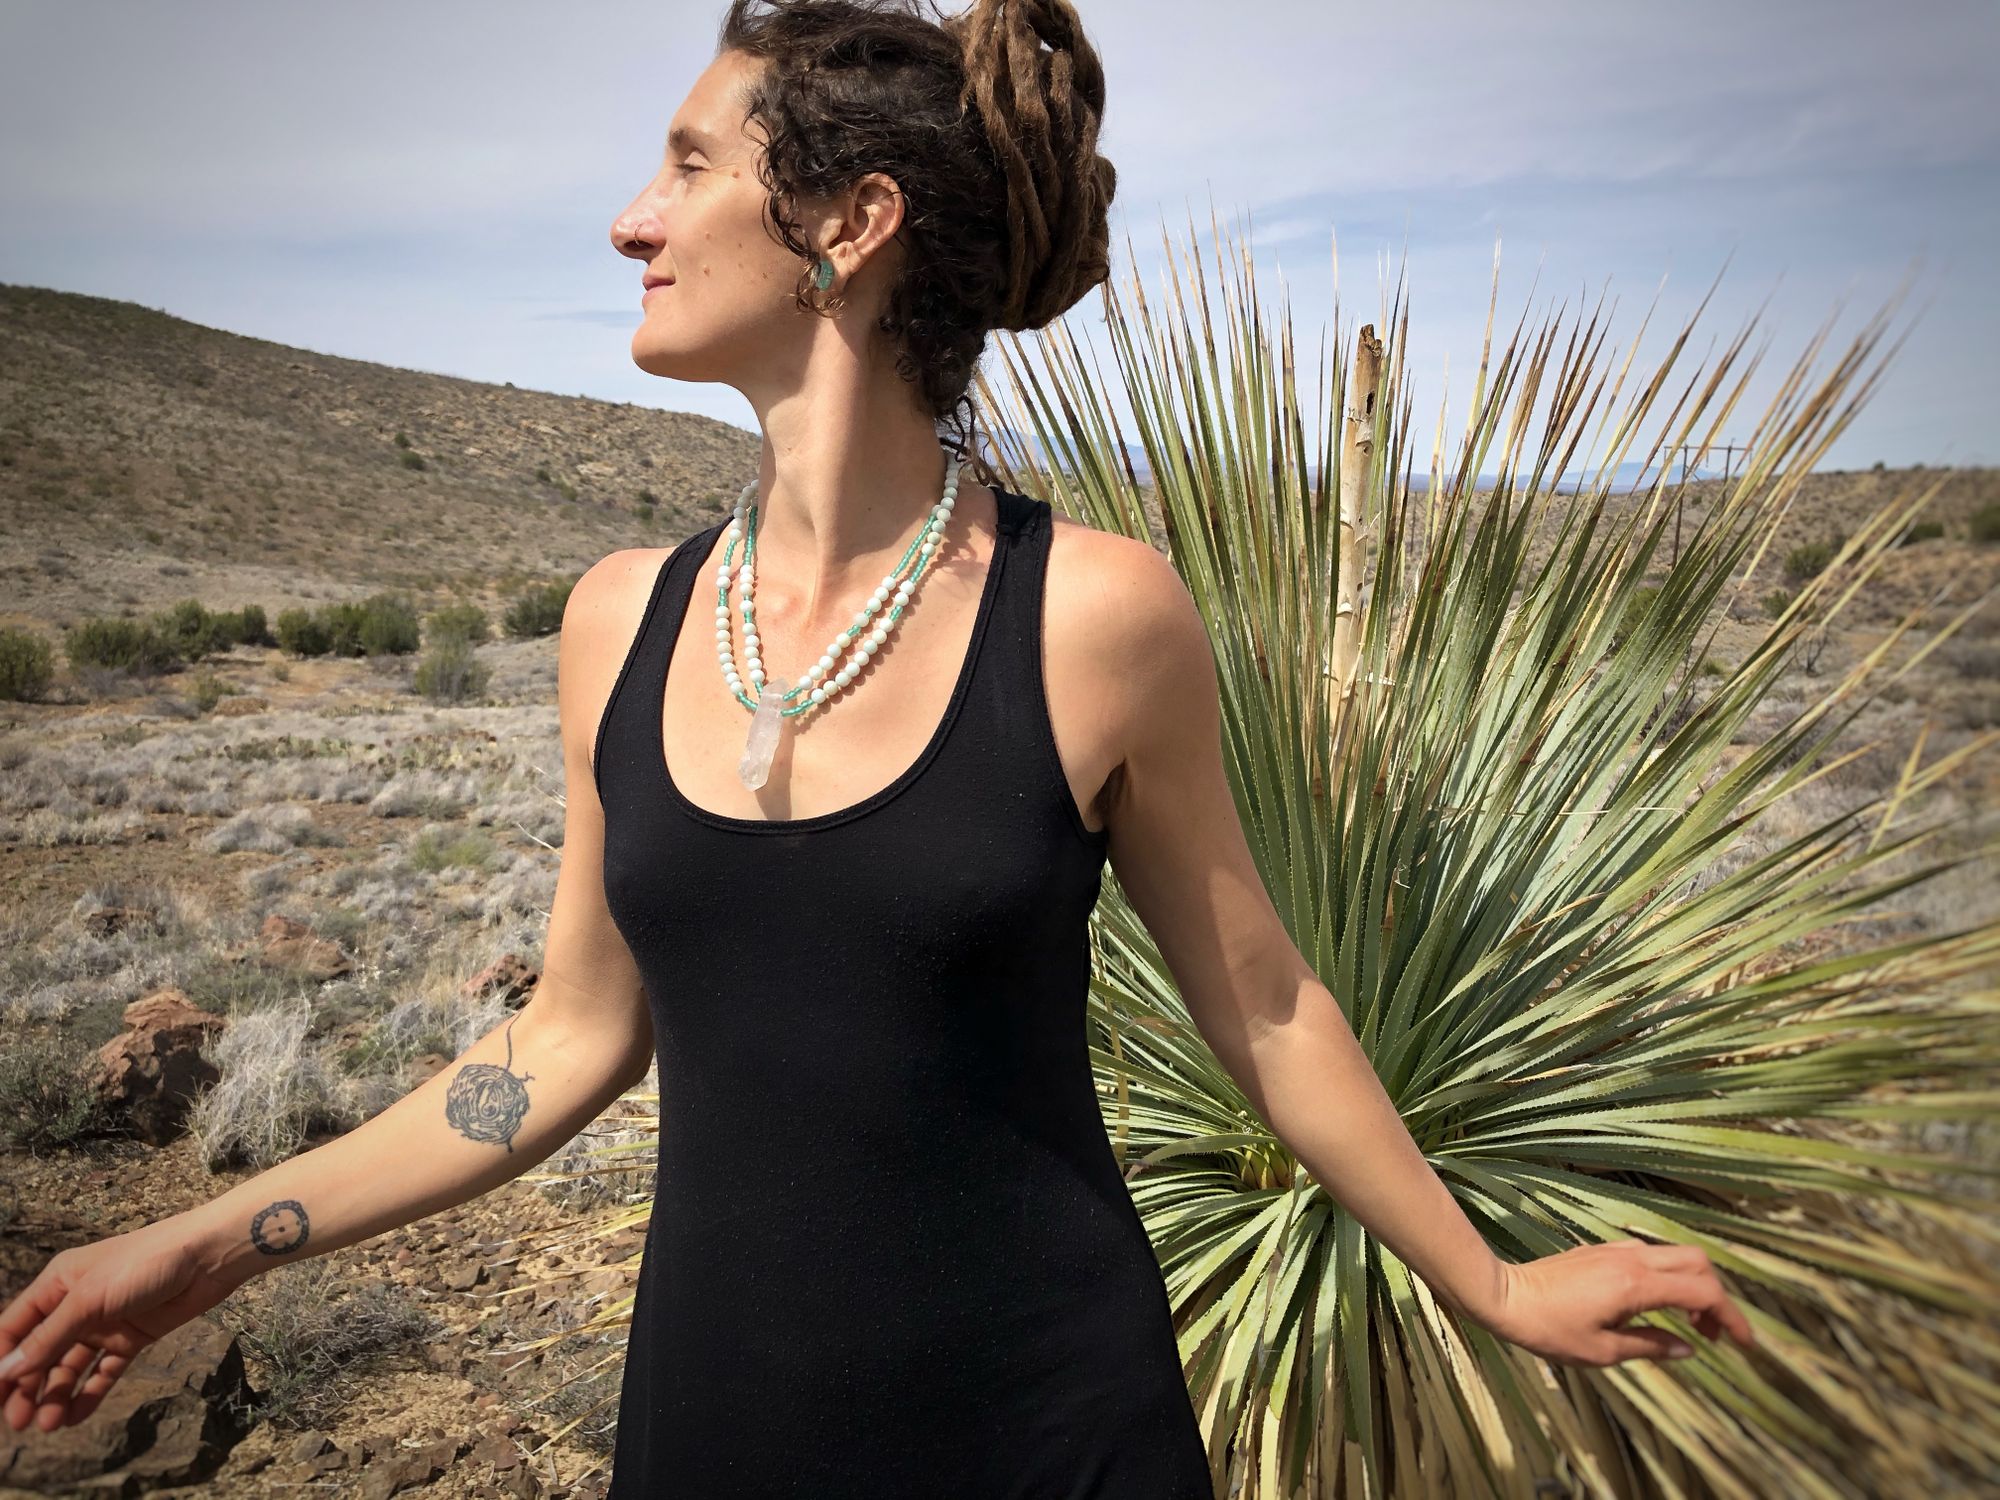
{"left": 714, "top": 445, "right": 965, "bottom": 724}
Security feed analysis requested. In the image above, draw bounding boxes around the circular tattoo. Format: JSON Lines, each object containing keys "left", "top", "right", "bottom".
{"left": 444, "top": 1022, "right": 533, "bottom": 1152}
{"left": 249, "top": 1199, "right": 310, "bottom": 1256}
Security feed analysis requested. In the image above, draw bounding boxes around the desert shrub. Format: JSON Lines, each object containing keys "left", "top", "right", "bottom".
{"left": 189, "top": 994, "right": 356, "bottom": 1169}
{"left": 529, "top": 1349, "right": 626, "bottom": 1456}
{"left": 187, "top": 668, "right": 228, "bottom": 713}
{"left": 214, "top": 603, "right": 270, "bottom": 647}
{"left": 319, "top": 601, "right": 367, "bottom": 656}
{"left": 1761, "top": 588, "right": 1793, "bottom": 618}
{"left": 1895, "top": 520, "right": 1944, "bottom": 546}
{"left": 425, "top": 602, "right": 489, "bottom": 646}
{"left": 503, "top": 578, "right": 575, "bottom": 639}
{"left": 0, "top": 627, "right": 55, "bottom": 702}
{"left": 201, "top": 805, "right": 332, "bottom": 854}
{"left": 149, "top": 598, "right": 234, "bottom": 661}
{"left": 1609, "top": 584, "right": 1660, "bottom": 649}
{"left": 235, "top": 1257, "right": 439, "bottom": 1429}
{"left": 0, "top": 1035, "right": 108, "bottom": 1151}
{"left": 340, "top": 990, "right": 510, "bottom": 1080}
{"left": 1972, "top": 502, "right": 2000, "bottom": 544}
{"left": 357, "top": 594, "right": 421, "bottom": 655}
{"left": 413, "top": 639, "right": 490, "bottom": 705}
{"left": 65, "top": 617, "right": 179, "bottom": 674}
{"left": 399, "top": 450, "right": 426, "bottom": 471}
{"left": 274, "top": 607, "right": 331, "bottom": 657}
{"left": 407, "top": 824, "right": 498, "bottom": 874}
{"left": 1784, "top": 540, "right": 1836, "bottom": 584}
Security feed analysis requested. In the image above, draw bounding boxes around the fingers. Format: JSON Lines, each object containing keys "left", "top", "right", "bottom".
{"left": 62, "top": 1351, "right": 129, "bottom": 1428}
{"left": 1634, "top": 1260, "right": 1758, "bottom": 1352}
{"left": 28, "top": 1345, "right": 97, "bottom": 1432}
{"left": 0, "top": 1270, "right": 68, "bottom": 1391}
{"left": 6, "top": 1343, "right": 114, "bottom": 1433}
{"left": 1600, "top": 1324, "right": 1696, "bottom": 1364}
{"left": 0, "top": 1260, "right": 66, "bottom": 1347}
{"left": 0, "top": 1285, "right": 98, "bottom": 1398}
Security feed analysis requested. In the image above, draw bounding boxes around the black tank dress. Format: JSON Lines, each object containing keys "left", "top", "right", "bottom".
{"left": 592, "top": 485, "right": 1215, "bottom": 1499}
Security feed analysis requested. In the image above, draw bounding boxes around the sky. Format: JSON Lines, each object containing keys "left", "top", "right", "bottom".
{"left": 3, "top": 0, "right": 1995, "bottom": 475}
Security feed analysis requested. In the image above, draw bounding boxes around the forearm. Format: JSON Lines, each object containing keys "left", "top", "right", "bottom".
{"left": 176, "top": 990, "right": 649, "bottom": 1286}
{"left": 1226, "top": 976, "right": 1509, "bottom": 1327}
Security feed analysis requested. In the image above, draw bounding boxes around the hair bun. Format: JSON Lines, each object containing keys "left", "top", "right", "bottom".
{"left": 950, "top": 0, "right": 1117, "bottom": 331}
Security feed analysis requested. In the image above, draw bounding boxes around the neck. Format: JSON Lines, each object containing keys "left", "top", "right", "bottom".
{"left": 736, "top": 340, "right": 963, "bottom": 622}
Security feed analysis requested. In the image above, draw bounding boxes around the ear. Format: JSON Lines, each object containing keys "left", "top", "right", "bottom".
{"left": 816, "top": 171, "right": 907, "bottom": 286}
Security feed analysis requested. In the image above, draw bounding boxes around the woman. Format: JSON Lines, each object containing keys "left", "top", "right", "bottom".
{"left": 0, "top": 0, "right": 1754, "bottom": 1493}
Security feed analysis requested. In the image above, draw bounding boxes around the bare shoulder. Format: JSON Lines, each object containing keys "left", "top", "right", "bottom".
{"left": 558, "top": 546, "right": 676, "bottom": 763}
{"left": 561, "top": 547, "right": 673, "bottom": 671}
{"left": 1042, "top": 510, "right": 1216, "bottom": 798}
{"left": 1044, "top": 510, "right": 1210, "bottom": 692}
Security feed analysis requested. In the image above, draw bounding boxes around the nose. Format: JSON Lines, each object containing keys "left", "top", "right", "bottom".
{"left": 610, "top": 195, "right": 662, "bottom": 262}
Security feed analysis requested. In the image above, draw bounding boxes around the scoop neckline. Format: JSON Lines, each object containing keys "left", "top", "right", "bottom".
{"left": 651, "top": 495, "right": 1014, "bottom": 835}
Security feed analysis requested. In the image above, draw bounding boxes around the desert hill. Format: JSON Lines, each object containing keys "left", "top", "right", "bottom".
{"left": 0, "top": 281, "right": 759, "bottom": 630}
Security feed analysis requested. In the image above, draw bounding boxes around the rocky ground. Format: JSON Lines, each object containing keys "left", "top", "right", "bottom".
{"left": 1, "top": 1129, "right": 647, "bottom": 1498}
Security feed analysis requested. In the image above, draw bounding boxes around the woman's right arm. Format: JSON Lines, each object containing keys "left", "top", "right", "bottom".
{"left": 0, "top": 551, "right": 663, "bottom": 1433}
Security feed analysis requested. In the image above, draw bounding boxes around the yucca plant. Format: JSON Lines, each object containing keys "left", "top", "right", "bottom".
{"left": 513, "top": 216, "right": 2000, "bottom": 1499}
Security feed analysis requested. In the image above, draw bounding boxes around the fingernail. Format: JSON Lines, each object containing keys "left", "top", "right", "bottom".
{"left": 1667, "top": 1339, "right": 1694, "bottom": 1358}
{"left": 0, "top": 1350, "right": 23, "bottom": 1380}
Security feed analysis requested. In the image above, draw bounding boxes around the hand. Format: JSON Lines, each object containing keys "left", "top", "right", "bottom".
{"left": 1482, "top": 1238, "right": 1757, "bottom": 1366}
{"left": 0, "top": 1219, "right": 247, "bottom": 1432}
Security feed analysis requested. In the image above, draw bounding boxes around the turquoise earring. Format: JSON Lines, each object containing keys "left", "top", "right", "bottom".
{"left": 812, "top": 257, "right": 836, "bottom": 291}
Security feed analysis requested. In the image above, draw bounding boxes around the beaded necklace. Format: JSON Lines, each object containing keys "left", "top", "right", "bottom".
{"left": 718, "top": 450, "right": 964, "bottom": 790}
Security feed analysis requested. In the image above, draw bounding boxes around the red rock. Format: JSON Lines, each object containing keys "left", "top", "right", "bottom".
{"left": 460, "top": 953, "right": 538, "bottom": 1008}
{"left": 0, "top": 1320, "right": 256, "bottom": 1492}
{"left": 250, "top": 913, "right": 352, "bottom": 980}
{"left": 468, "top": 1430, "right": 522, "bottom": 1470}
{"left": 80, "top": 904, "right": 162, "bottom": 939}
{"left": 89, "top": 988, "right": 226, "bottom": 1145}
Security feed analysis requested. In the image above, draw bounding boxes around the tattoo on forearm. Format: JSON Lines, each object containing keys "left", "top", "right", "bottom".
{"left": 248, "top": 1199, "right": 310, "bottom": 1256}
{"left": 443, "top": 1020, "right": 534, "bottom": 1152}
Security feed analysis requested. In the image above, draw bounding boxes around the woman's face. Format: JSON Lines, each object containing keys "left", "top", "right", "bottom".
{"left": 610, "top": 49, "right": 826, "bottom": 390}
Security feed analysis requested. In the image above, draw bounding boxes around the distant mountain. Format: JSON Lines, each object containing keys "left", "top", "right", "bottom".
{"left": 985, "top": 432, "right": 1730, "bottom": 495}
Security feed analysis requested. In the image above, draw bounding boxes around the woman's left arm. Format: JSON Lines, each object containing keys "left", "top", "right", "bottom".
{"left": 1071, "top": 531, "right": 1755, "bottom": 1366}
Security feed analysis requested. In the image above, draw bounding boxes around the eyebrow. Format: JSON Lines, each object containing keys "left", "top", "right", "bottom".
{"left": 666, "top": 124, "right": 718, "bottom": 156}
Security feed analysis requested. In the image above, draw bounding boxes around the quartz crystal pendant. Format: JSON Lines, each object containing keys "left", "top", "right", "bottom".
{"left": 737, "top": 675, "right": 790, "bottom": 790}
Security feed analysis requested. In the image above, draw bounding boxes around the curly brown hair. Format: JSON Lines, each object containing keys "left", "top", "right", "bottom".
{"left": 715, "top": 0, "right": 1117, "bottom": 474}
